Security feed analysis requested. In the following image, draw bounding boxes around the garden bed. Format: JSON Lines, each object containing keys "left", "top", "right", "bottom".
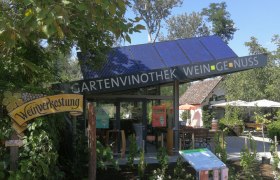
{"left": 97, "top": 160, "right": 275, "bottom": 180}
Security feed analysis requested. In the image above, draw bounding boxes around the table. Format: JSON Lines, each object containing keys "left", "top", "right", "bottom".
{"left": 179, "top": 148, "right": 228, "bottom": 180}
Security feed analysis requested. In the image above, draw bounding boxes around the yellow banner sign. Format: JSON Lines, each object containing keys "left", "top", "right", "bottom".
{"left": 9, "top": 94, "right": 83, "bottom": 126}
{"left": 12, "top": 121, "right": 27, "bottom": 134}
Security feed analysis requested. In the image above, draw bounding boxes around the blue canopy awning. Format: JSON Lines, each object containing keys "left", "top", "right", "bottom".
{"left": 79, "top": 35, "right": 237, "bottom": 79}
{"left": 54, "top": 36, "right": 267, "bottom": 94}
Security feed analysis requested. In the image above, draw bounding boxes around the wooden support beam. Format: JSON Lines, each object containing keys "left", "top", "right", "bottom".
{"left": 88, "top": 102, "right": 96, "bottom": 180}
{"left": 173, "top": 80, "right": 179, "bottom": 152}
{"left": 10, "top": 132, "right": 19, "bottom": 171}
{"left": 199, "top": 170, "right": 209, "bottom": 180}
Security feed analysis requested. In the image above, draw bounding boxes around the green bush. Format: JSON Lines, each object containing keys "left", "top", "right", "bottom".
{"left": 127, "top": 135, "right": 138, "bottom": 169}
{"left": 267, "top": 120, "right": 280, "bottom": 140}
{"left": 96, "top": 140, "right": 119, "bottom": 170}
{"left": 202, "top": 106, "right": 215, "bottom": 129}
{"left": 138, "top": 148, "right": 146, "bottom": 179}
{"left": 180, "top": 110, "right": 190, "bottom": 121}
{"left": 150, "top": 147, "right": 168, "bottom": 180}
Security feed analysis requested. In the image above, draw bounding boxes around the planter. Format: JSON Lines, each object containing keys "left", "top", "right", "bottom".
{"left": 233, "top": 125, "right": 243, "bottom": 136}
{"left": 261, "top": 156, "right": 271, "bottom": 164}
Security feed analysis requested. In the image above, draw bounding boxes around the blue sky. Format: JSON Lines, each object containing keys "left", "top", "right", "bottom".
{"left": 125, "top": 0, "right": 280, "bottom": 56}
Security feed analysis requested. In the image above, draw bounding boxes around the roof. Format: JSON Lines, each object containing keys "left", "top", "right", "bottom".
{"left": 179, "top": 77, "right": 223, "bottom": 105}
{"left": 79, "top": 35, "right": 237, "bottom": 79}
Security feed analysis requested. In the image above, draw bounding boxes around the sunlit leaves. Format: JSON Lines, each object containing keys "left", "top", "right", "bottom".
{"left": 202, "top": 2, "right": 237, "bottom": 43}
{"left": 2, "top": 91, "right": 23, "bottom": 112}
{"left": 223, "top": 36, "right": 280, "bottom": 102}
{"left": 132, "top": 0, "right": 182, "bottom": 42}
{"left": 0, "top": 0, "right": 145, "bottom": 90}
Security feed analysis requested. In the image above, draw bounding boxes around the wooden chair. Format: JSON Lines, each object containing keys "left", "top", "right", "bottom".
{"left": 105, "top": 129, "right": 126, "bottom": 158}
{"left": 193, "top": 128, "right": 209, "bottom": 148}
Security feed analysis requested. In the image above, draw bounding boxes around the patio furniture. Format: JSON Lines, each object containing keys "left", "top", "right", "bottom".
{"left": 180, "top": 130, "right": 192, "bottom": 149}
{"left": 192, "top": 128, "right": 209, "bottom": 148}
{"left": 105, "top": 129, "right": 126, "bottom": 158}
{"left": 180, "top": 127, "right": 210, "bottom": 149}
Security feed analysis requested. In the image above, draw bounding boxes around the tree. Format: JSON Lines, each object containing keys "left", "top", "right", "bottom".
{"left": 0, "top": 1, "right": 145, "bottom": 179}
{"left": 160, "top": 2, "right": 237, "bottom": 43}
{"left": 132, "top": 0, "right": 182, "bottom": 42}
{"left": 159, "top": 12, "right": 210, "bottom": 41}
{"left": 223, "top": 36, "right": 280, "bottom": 102}
{"left": 202, "top": 2, "right": 237, "bottom": 43}
{"left": 0, "top": 0, "right": 144, "bottom": 90}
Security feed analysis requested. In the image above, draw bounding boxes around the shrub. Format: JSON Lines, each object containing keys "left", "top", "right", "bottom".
{"left": 127, "top": 134, "right": 138, "bottom": 169}
{"left": 239, "top": 133, "right": 259, "bottom": 179}
{"left": 202, "top": 106, "right": 216, "bottom": 129}
{"left": 180, "top": 110, "right": 190, "bottom": 121}
{"left": 96, "top": 140, "right": 119, "bottom": 170}
{"left": 173, "top": 156, "right": 194, "bottom": 180}
{"left": 150, "top": 147, "right": 168, "bottom": 179}
{"left": 214, "top": 132, "right": 227, "bottom": 163}
{"left": 138, "top": 148, "right": 146, "bottom": 179}
{"left": 219, "top": 106, "right": 243, "bottom": 128}
{"left": 267, "top": 120, "right": 280, "bottom": 140}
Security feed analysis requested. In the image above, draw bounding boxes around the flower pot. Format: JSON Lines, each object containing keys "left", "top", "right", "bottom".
{"left": 233, "top": 125, "right": 243, "bottom": 136}
{"left": 261, "top": 156, "right": 271, "bottom": 164}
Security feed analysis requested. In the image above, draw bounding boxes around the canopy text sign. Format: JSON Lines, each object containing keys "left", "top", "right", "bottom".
{"left": 54, "top": 54, "right": 267, "bottom": 94}
{"left": 9, "top": 94, "right": 83, "bottom": 126}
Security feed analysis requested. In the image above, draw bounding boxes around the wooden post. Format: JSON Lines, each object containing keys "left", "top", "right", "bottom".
{"left": 199, "top": 170, "right": 209, "bottom": 180}
{"left": 173, "top": 80, "right": 180, "bottom": 152}
{"left": 88, "top": 102, "right": 96, "bottom": 180}
{"left": 10, "top": 132, "right": 19, "bottom": 171}
{"left": 167, "top": 129, "right": 173, "bottom": 155}
{"left": 275, "top": 136, "right": 278, "bottom": 152}
{"left": 192, "top": 132, "right": 195, "bottom": 149}
{"left": 221, "top": 168, "right": 229, "bottom": 180}
{"left": 213, "top": 169, "right": 219, "bottom": 180}
{"left": 221, "top": 131, "right": 224, "bottom": 149}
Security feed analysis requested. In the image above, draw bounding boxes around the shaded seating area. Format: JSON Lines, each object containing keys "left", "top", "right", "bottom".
{"left": 180, "top": 126, "right": 218, "bottom": 150}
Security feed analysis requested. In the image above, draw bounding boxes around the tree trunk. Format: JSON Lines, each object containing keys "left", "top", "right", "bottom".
{"left": 88, "top": 103, "right": 96, "bottom": 180}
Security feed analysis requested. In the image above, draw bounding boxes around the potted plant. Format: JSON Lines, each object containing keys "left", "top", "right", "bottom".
{"left": 180, "top": 110, "right": 190, "bottom": 126}
{"left": 254, "top": 112, "right": 271, "bottom": 164}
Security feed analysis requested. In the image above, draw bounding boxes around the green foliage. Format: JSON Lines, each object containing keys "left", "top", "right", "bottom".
{"left": 223, "top": 36, "right": 280, "bottom": 102}
{"left": 214, "top": 132, "right": 227, "bottom": 163}
{"left": 173, "top": 156, "right": 194, "bottom": 180}
{"left": 138, "top": 148, "right": 146, "bottom": 179}
{"left": 267, "top": 120, "right": 280, "bottom": 140}
{"left": 202, "top": 106, "right": 216, "bottom": 129}
{"left": 160, "top": 2, "right": 236, "bottom": 43}
{"left": 96, "top": 141, "right": 119, "bottom": 170}
{"left": 69, "top": 118, "right": 89, "bottom": 179}
{"left": 270, "top": 142, "right": 280, "bottom": 180}
{"left": 150, "top": 147, "right": 169, "bottom": 179}
{"left": 254, "top": 112, "right": 271, "bottom": 125}
{"left": 0, "top": 0, "right": 144, "bottom": 91}
{"left": 254, "top": 112, "right": 271, "bottom": 154}
{"left": 219, "top": 106, "right": 243, "bottom": 129}
{"left": 160, "top": 12, "right": 210, "bottom": 41}
{"left": 267, "top": 110, "right": 280, "bottom": 140}
{"left": 239, "top": 133, "right": 259, "bottom": 179}
{"left": 0, "top": 117, "right": 12, "bottom": 161}
{"left": 270, "top": 141, "right": 280, "bottom": 172}
{"left": 12, "top": 118, "right": 64, "bottom": 179}
{"left": 127, "top": 134, "right": 138, "bottom": 169}
{"left": 132, "top": 0, "right": 182, "bottom": 42}
{"left": 180, "top": 110, "right": 190, "bottom": 121}
{"left": 0, "top": 161, "right": 6, "bottom": 180}
{"left": 202, "top": 2, "right": 237, "bottom": 43}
